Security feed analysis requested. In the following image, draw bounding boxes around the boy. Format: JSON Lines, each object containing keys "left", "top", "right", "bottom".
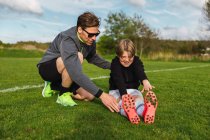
{"left": 109, "top": 39, "right": 158, "bottom": 124}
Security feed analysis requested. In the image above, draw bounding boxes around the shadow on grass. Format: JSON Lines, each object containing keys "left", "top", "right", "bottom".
{"left": 67, "top": 99, "right": 117, "bottom": 140}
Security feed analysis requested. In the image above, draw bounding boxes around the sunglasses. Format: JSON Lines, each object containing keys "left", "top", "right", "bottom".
{"left": 83, "top": 28, "right": 100, "bottom": 38}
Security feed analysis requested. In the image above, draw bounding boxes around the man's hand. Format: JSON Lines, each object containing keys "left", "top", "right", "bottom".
{"left": 99, "top": 92, "right": 120, "bottom": 112}
{"left": 78, "top": 52, "right": 83, "bottom": 64}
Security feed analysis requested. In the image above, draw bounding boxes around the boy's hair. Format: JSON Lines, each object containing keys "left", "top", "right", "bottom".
{"left": 77, "top": 11, "right": 100, "bottom": 29}
{"left": 116, "top": 39, "right": 135, "bottom": 57}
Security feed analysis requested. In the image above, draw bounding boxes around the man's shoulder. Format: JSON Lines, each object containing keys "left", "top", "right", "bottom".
{"left": 61, "top": 26, "right": 77, "bottom": 37}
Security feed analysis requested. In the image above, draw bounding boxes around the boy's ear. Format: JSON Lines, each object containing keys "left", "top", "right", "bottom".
{"left": 78, "top": 27, "right": 83, "bottom": 33}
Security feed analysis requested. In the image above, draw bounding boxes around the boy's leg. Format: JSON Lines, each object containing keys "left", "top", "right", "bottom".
{"left": 109, "top": 90, "right": 126, "bottom": 116}
{"left": 128, "top": 89, "right": 145, "bottom": 117}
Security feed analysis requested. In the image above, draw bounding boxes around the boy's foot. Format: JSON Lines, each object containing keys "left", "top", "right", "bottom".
{"left": 56, "top": 92, "right": 77, "bottom": 106}
{"left": 42, "top": 81, "right": 56, "bottom": 97}
{"left": 143, "top": 91, "right": 158, "bottom": 124}
{"left": 122, "top": 94, "right": 140, "bottom": 124}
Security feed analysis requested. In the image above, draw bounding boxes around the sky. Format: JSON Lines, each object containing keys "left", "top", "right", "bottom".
{"left": 0, "top": 0, "right": 209, "bottom": 43}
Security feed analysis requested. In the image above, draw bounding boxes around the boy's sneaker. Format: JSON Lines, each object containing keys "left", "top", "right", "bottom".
{"left": 56, "top": 92, "right": 77, "bottom": 106}
{"left": 143, "top": 91, "right": 158, "bottom": 124}
{"left": 42, "top": 81, "right": 56, "bottom": 97}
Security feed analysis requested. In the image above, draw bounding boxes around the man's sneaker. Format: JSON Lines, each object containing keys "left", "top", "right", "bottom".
{"left": 42, "top": 81, "right": 56, "bottom": 97}
{"left": 56, "top": 92, "right": 77, "bottom": 106}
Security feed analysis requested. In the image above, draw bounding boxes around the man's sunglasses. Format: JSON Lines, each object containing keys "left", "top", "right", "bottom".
{"left": 83, "top": 28, "right": 100, "bottom": 38}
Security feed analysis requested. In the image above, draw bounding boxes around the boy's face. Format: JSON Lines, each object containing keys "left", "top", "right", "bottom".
{"left": 119, "top": 51, "right": 134, "bottom": 67}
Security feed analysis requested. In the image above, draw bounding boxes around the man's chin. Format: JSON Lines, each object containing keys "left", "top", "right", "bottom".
{"left": 86, "top": 41, "right": 93, "bottom": 46}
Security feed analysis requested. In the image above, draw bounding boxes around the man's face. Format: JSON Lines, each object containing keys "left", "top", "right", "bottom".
{"left": 78, "top": 26, "right": 100, "bottom": 46}
{"left": 119, "top": 51, "right": 134, "bottom": 67}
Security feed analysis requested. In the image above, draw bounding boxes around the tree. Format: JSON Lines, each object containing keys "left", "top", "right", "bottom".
{"left": 98, "top": 11, "right": 158, "bottom": 56}
{"left": 97, "top": 35, "right": 116, "bottom": 54}
{"left": 204, "top": 0, "right": 210, "bottom": 22}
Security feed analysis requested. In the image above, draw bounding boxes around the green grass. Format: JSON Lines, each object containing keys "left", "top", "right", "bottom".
{"left": 0, "top": 57, "right": 210, "bottom": 140}
{"left": 0, "top": 48, "right": 44, "bottom": 58}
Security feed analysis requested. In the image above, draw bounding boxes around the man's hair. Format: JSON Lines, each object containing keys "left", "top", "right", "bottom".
{"left": 77, "top": 11, "right": 100, "bottom": 29}
{"left": 116, "top": 39, "right": 136, "bottom": 57}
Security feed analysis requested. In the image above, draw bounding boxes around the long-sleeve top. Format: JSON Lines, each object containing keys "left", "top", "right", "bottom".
{"left": 37, "top": 26, "right": 110, "bottom": 97}
{"left": 109, "top": 56, "right": 148, "bottom": 96}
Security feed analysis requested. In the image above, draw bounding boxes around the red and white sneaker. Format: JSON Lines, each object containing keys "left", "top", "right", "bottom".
{"left": 143, "top": 91, "right": 158, "bottom": 124}
{"left": 122, "top": 94, "right": 140, "bottom": 124}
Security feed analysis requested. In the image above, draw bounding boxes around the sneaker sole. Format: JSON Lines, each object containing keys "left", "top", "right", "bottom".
{"left": 122, "top": 94, "right": 140, "bottom": 124}
{"left": 143, "top": 91, "right": 158, "bottom": 124}
{"left": 56, "top": 96, "right": 77, "bottom": 107}
{"left": 42, "top": 81, "right": 48, "bottom": 97}
{"left": 56, "top": 99, "right": 68, "bottom": 106}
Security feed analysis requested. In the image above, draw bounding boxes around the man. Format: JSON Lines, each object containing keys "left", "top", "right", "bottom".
{"left": 37, "top": 11, "right": 119, "bottom": 112}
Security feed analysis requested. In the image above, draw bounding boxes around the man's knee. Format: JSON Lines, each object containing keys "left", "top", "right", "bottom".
{"left": 56, "top": 57, "right": 65, "bottom": 74}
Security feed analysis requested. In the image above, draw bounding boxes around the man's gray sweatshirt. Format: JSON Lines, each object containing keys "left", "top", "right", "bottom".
{"left": 37, "top": 26, "right": 111, "bottom": 97}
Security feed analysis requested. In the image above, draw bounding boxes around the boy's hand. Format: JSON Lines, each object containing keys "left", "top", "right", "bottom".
{"left": 141, "top": 80, "right": 155, "bottom": 93}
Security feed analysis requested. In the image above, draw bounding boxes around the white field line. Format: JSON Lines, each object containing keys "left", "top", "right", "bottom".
{"left": 0, "top": 64, "right": 209, "bottom": 93}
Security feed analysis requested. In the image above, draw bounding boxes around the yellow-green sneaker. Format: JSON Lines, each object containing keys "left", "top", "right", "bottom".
{"left": 56, "top": 92, "right": 77, "bottom": 106}
{"left": 42, "top": 81, "right": 56, "bottom": 97}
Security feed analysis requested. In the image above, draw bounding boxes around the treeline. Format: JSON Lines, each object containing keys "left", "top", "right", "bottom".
{"left": 0, "top": 40, "right": 49, "bottom": 50}
{"left": 96, "top": 11, "right": 210, "bottom": 61}
{"left": 98, "top": 38, "right": 210, "bottom": 56}
{"left": 0, "top": 39, "right": 209, "bottom": 61}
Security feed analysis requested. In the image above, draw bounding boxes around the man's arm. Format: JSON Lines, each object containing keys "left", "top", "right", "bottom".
{"left": 87, "top": 53, "right": 111, "bottom": 69}
{"left": 60, "top": 37, "right": 103, "bottom": 97}
{"left": 86, "top": 46, "right": 111, "bottom": 69}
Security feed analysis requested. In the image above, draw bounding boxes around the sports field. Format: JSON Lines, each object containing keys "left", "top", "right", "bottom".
{"left": 0, "top": 57, "right": 209, "bottom": 140}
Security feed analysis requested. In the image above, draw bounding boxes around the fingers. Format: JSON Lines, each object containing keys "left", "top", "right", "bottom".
{"left": 111, "top": 101, "right": 120, "bottom": 112}
{"left": 107, "top": 95, "right": 119, "bottom": 112}
{"left": 142, "top": 85, "right": 155, "bottom": 93}
{"left": 107, "top": 106, "right": 114, "bottom": 112}
{"left": 100, "top": 93, "right": 120, "bottom": 113}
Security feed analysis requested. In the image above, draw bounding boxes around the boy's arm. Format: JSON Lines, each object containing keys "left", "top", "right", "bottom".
{"left": 110, "top": 58, "right": 127, "bottom": 96}
{"left": 133, "top": 56, "right": 148, "bottom": 82}
{"left": 141, "top": 79, "right": 154, "bottom": 92}
{"left": 133, "top": 57, "right": 154, "bottom": 92}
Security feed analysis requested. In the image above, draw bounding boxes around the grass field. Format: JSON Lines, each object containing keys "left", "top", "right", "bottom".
{"left": 0, "top": 56, "right": 210, "bottom": 140}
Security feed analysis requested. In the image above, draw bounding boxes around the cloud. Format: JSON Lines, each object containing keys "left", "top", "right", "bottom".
{"left": 167, "top": 0, "right": 206, "bottom": 11}
{"left": 128, "top": 0, "right": 146, "bottom": 7}
{"left": 22, "top": 18, "right": 66, "bottom": 26}
{"left": 160, "top": 25, "right": 210, "bottom": 40}
{"left": 0, "top": 0, "right": 42, "bottom": 15}
{"left": 38, "top": 0, "right": 114, "bottom": 16}
{"left": 146, "top": 9, "right": 178, "bottom": 17}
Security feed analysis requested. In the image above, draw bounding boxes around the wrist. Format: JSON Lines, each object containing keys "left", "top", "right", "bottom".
{"left": 95, "top": 89, "right": 103, "bottom": 98}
